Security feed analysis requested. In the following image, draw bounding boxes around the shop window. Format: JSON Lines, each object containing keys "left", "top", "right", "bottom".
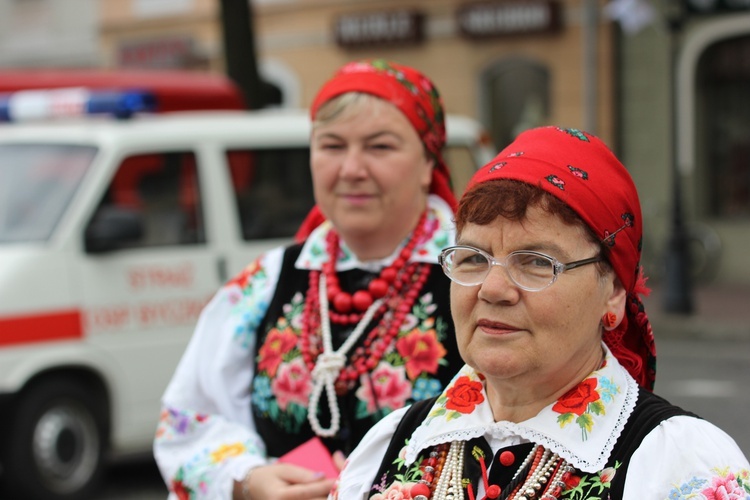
{"left": 87, "top": 151, "right": 205, "bottom": 248}
{"left": 226, "top": 148, "right": 315, "bottom": 240}
{"left": 481, "top": 58, "right": 550, "bottom": 150}
{"left": 697, "top": 35, "right": 750, "bottom": 218}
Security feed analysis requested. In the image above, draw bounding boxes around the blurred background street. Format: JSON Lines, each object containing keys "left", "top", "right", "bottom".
{"left": 2, "top": 0, "right": 750, "bottom": 499}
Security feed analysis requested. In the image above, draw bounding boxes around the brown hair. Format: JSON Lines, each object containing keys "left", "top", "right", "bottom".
{"left": 456, "top": 179, "right": 611, "bottom": 269}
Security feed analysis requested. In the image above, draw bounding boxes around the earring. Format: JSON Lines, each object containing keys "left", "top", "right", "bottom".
{"left": 602, "top": 312, "right": 617, "bottom": 331}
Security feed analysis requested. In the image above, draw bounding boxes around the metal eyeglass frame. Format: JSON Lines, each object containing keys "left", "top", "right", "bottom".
{"left": 438, "top": 245, "right": 603, "bottom": 292}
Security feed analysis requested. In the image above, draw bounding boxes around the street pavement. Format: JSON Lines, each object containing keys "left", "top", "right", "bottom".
{"left": 644, "top": 281, "right": 750, "bottom": 340}
{"left": 644, "top": 281, "right": 750, "bottom": 457}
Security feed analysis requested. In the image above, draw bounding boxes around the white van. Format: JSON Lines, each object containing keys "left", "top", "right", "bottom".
{"left": 0, "top": 105, "right": 494, "bottom": 499}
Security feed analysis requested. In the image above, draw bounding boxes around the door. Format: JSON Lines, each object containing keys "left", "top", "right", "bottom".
{"left": 76, "top": 150, "right": 220, "bottom": 450}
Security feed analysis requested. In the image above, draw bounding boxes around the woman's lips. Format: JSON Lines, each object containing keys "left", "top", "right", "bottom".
{"left": 341, "top": 193, "right": 375, "bottom": 205}
{"left": 476, "top": 319, "right": 521, "bottom": 335}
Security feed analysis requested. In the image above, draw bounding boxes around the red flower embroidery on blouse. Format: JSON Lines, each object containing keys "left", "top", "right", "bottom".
{"left": 396, "top": 329, "right": 447, "bottom": 380}
{"left": 257, "top": 327, "right": 298, "bottom": 377}
{"left": 552, "top": 378, "right": 600, "bottom": 416}
{"left": 226, "top": 260, "right": 261, "bottom": 289}
{"left": 445, "top": 376, "right": 484, "bottom": 413}
{"left": 171, "top": 480, "right": 191, "bottom": 500}
{"left": 565, "top": 474, "right": 581, "bottom": 488}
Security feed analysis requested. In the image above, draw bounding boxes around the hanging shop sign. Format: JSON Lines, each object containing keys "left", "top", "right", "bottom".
{"left": 456, "top": 0, "right": 561, "bottom": 39}
{"left": 334, "top": 9, "right": 424, "bottom": 48}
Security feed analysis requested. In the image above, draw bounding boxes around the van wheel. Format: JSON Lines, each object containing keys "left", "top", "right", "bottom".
{"left": 3, "top": 378, "right": 106, "bottom": 500}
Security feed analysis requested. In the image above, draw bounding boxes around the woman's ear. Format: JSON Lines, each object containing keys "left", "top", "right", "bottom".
{"left": 604, "top": 276, "right": 627, "bottom": 330}
{"left": 421, "top": 157, "right": 435, "bottom": 191}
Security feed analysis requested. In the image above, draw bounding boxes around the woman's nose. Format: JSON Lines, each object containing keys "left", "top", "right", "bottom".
{"left": 477, "top": 264, "right": 520, "bottom": 304}
{"left": 339, "top": 148, "right": 367, "bottom": 178}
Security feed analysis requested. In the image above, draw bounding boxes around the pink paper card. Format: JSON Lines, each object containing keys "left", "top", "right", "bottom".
{"left": 277, "top": 437, "right": 339, "bottom": 479}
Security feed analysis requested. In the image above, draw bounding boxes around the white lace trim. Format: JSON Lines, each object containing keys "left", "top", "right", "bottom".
{"left": 404, "top": 348, "right": 640, "bottom": 473}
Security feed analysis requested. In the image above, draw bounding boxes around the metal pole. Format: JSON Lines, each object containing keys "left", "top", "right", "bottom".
{"left": 582, "top": 0, "right": 598, "bottom": 133}
{"left": 662, "top": 2, "right": 694, "bottom": 314}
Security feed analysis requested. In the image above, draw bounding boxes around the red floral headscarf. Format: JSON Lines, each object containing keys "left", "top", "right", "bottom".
{"left": 467, "top": 126, "right": 656, "bottom": 391}
{"left": 295, "top": 59, "right": 456, "bottom": 241}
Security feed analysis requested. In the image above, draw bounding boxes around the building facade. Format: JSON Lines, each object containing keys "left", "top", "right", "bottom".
{"left": 3, "top": 0, "right": 750, "bottom": 288}
{"left": 618, "top": 4, "right": 750, "bottom": 286}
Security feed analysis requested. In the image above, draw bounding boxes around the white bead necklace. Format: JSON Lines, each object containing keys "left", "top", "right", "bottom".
{"left": 307, "top": 273, "right": 384, "bottom": 437}
{"left": 427, "top": 441, "right": 569, "bottom": 500}
{"left": 433, "top": 440, "right": 465, "bottom": 500}
{"left": 511, "top": 449, "right": 561, "bottom": 500}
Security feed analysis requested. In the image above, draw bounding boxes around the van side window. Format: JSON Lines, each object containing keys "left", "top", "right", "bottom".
{"left": 226, "top": 149, "right": 315, "bottom": 240}
{"left": 86, "top": 152, "right": 205, "bottom": 250}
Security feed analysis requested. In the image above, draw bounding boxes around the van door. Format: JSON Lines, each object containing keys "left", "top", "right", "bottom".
{"left": 76, "top": 150, "right": 219, "bottom": 451}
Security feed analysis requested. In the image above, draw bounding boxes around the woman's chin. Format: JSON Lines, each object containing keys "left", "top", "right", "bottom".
{"left": 467, "top": 352, "right": 525, "bottom": 381}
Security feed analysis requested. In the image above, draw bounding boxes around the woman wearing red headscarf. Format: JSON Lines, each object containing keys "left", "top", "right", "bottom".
{"left": 154, "top": 60, "right": 464, "bottom": 500}
{"left": 332, "top": 126, "right": 749, "bottom": 500}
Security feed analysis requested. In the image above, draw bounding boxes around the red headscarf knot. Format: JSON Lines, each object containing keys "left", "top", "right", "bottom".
{"left": 468, "top": 126, "right": 656, "bottom": 390}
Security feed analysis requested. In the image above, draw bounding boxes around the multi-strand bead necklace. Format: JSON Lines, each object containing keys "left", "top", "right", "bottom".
{"left": 303, "top": 212, "right": 434, "bottom": 436}
{"left": 410, "top": 441, "right": 574, "bottom": 500}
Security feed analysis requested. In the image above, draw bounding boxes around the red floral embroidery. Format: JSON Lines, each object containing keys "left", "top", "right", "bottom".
{"left": 370, "top": 480, "right": 418, "bottom": 499}
{"left": 257, "top": 327, "right": 297, "bottom": 377}
{"left": 171, "top": 480, "right": 191, "bottom": 500}
{"left": 396, "top": 329, "right": 447, "bottom": 380}
{"left": 445, "top": 376, "right": 484, "bottom": 413}
{"left": 356, "top": 363, "right": 412, "bottom": 413}
{"left": 565, "top": 474, "right": 581, "bottom": 488}
{"left": 702, "top": 472, "right": 746, "bottom": 499}
{"left": 226, "top": 260, "right": 261, "bottom": 289}
{"left": 552, "top": 378, "right": 600, "bottom": 416}
{"left": 272, "top": 358, "right": 313, "bottom": 410}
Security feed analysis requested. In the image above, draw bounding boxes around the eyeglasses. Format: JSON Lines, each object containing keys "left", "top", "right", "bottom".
{"left": 438, "top": 245, "right": 602, "bottom": 292}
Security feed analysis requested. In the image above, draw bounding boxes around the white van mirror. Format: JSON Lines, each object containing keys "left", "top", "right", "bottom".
{"left": 84, "top": 207, "right": 144, "bottom": 253}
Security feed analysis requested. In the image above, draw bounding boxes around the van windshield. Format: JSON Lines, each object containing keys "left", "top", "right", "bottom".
{"left": 0, "top": 143, "right": 96, "bottom": 243}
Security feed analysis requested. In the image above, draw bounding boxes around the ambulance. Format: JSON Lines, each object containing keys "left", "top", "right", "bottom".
{"left": 0, "top": 85, "right": 495, "bottom": 499}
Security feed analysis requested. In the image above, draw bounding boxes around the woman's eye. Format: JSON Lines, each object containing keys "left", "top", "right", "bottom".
{"left": 530, "top": 257, "right": 551, "bottom": 268}
{"left": 455, "top": 253, "right": 485, "bottom": 267}
{"left": 369, "top": 143, "right": 395, "bottom": 151}
{"left": 516, "top": 254, "right": 551, "bottom": 268}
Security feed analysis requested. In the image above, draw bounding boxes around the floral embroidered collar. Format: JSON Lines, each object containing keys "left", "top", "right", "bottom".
{"left": 294, "top": 194, "right": 455, "bottom": 272}
{"left": 404, "top": 344, "right": 640, "bottom": 473}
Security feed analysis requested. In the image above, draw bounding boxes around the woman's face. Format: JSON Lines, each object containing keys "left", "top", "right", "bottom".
{"left": 310, "top": 97, "right": 433, "bottom": 246}
{"left": 451, "top": 204, "right": 625, "bottom": 394}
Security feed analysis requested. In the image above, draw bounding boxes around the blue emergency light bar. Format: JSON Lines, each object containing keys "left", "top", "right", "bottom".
{"left": 0, "top": 88, "right": 157, "bottom": 122}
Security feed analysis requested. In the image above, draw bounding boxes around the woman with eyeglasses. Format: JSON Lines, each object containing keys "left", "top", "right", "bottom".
{"left": 331, "top": 126, "right": 749, "bottom": 500}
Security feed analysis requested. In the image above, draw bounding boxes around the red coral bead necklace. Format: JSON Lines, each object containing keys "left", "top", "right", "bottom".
{"left": 301, "top": 210, "right": 434, "bottom": 412}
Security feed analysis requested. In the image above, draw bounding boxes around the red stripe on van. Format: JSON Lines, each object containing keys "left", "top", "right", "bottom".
{"left": 0, "top": 310, "right": 83, "bottom": 346}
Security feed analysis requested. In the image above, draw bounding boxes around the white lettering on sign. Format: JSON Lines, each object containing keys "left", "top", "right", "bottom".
{"left": 335, "top": 10, "right": 422, "bottom": 47}
{"left": 128, "top": 263, "right": 194, "bottom": 291}
{"left": 457, "top": 1, "right": 559, "bottom": 38}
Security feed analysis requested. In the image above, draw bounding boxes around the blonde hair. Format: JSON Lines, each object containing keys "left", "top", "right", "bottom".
{"left": 312, "top": 92, "right": 383, "bottom": 128}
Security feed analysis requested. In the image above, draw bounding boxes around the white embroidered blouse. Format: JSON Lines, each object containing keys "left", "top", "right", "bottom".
{"left": 332, "top": 345, "right": 750, "bottom": 500}
{"left": 153, "top": 195, "right": 456, "bottom": 499}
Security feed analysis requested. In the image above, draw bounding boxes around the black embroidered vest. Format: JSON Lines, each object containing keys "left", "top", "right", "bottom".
{"left": 370, "top": 388, "right": 698, "bottom": 499}
{"left": 251, "top": 243, "right": 463, "bottom": 458}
